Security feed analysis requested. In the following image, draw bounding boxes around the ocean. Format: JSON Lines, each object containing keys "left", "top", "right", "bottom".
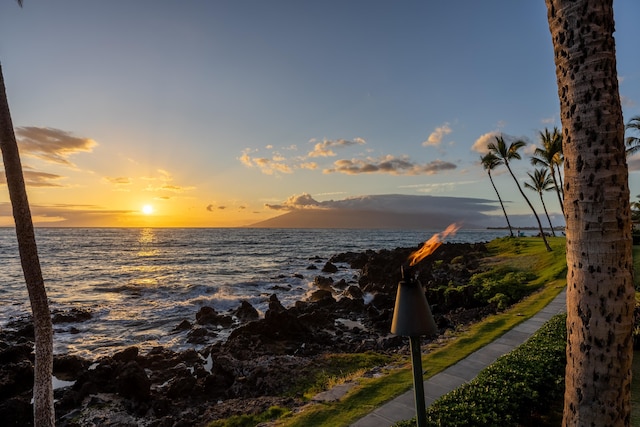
{"left": 0, "top": 227, "right": 508, "bottom": 358}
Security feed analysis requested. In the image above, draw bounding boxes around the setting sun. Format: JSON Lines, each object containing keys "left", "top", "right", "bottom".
{"left": 142, "top": 205, "right": 154, "bottom": 215}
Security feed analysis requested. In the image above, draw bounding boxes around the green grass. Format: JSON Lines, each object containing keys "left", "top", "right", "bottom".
{"left": 273, "top": 237, "right": 568, "bottom": 427}
{"left": 207, "top": 406, "right": 291, "bottom": 427}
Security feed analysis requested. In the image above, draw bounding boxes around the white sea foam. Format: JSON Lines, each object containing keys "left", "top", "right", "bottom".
{"left": 0, "top": 227, "right": 507, "bottom": 358}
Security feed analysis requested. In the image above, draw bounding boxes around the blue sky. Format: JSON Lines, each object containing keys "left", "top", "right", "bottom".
{"left": 0, "top": 1, "right": 638, "bottom": 227}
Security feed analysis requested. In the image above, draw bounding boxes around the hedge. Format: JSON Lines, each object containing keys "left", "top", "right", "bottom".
{"left": 394, "top": 313, "right": 566, "bottom": 427}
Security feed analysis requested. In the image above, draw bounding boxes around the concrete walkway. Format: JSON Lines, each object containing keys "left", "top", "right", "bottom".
{"left": 351, "top": 288, "right": 567, "bottom": 426}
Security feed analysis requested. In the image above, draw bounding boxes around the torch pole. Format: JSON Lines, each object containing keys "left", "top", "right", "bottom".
{"left": 409, "top": 335, "right": 427, "bottom": 427}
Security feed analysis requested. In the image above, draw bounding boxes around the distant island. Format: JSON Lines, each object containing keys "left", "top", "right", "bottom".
{"left": 248, "top": 208, "right": 487, "bottom": 229}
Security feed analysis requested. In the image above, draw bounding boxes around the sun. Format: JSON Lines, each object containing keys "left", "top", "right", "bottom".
{"left": 142, "top": 204, "right": 154, "bottom": 215}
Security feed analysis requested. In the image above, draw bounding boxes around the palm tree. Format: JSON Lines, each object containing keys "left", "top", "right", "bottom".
{"left": 0, "top": 2, "right": 54, "bottom": 426}
{"left": 624, "top": 115, "right": 640, "bottom": 157}
{"left": 632, "top": 194, "right": 640, "bottom": 223}
{"left": 531, "top": 127, "right": 564, "bottom": 216}
{"left": 546, "top": 0, "right": 634, "bottom": 425}
{"left": 524, "top": 168, "right": 557, "bottom": 237}
{"left": 487, "top": 136, "right": 552, "bottom": 251}
{"left": 480, "top": 153, "right": 514, "bottom": 237}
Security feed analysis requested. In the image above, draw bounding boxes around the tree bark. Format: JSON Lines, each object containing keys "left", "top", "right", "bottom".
{"left": 0, "top": 64, "right": 54, "bottom": 426}
{"left": 488, "top": 171, "right": 514, "bottom": 237}
{"left": 545, "top": 1, "right": 634, "bottom": 426}
{"left": 539, "top": 192, "right": 556, "bottom": 237}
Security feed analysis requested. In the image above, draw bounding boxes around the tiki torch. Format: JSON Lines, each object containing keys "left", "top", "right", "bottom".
{"left": 391, "top": 266, "right": 437, "bottom": 427}
{"left": 392, "top": 224, "right": 459, "bottom": 426}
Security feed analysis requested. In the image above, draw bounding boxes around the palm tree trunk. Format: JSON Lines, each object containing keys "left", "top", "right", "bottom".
{"left": 488, "top": 172, "right": 514, "bottom": 237}
{"left": 504, "top": 162, "right": 552, "bottom": 251}
{"left": 0, "top": 64, "right": 54, "bottom": 426}
{"left": 546, "top": 1, "right": 634, "bottom": 425}
{"left": 538, "top": 192, "right": 556, "bottom": 237}
{"left": 549, "top": 166, "right": 565, "bottom": 217}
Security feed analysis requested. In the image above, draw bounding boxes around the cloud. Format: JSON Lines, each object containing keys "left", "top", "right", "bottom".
{"left": 324, "top": 155, "right": 456, "bottom": 175}
{"left": 0, "top": 168, "right": 66, "bottom": 188}
{"left": 471, "top": 131, "right": 501, "bottom": 154}
{"left": 16, "top": 127, "right": 97, "bottom": 166}
{"left": 265, "top": 193, "right": 324, "bottom": 211}
{"left": 423, "top": 123, "right": 452, "bottom": 147}
{"left": 299, "top": 162, "right": 318, "bottom": 170}
{"left": 144, "top": 183, "right": 194, "bottom": 193}
{"left": 239, "top": 148, "right": 293, "bottom": 175}
{"left": 399, "top": 180, "right": 477, "bottom": 194}
{"left": 0, "top": 202, "right": 135, "bottom": 226}
{"left": 621, "top": 95, "right": 635, "bottom": 108}
{"left": 104, "top": 176, "right": 132, "bottom": 185}
{"left": 471, "top": 132, "right": 532, "bottom": 154}
{"left": 628, "top": 154, "right": 640, "bottom": 172}
{"left": 307, "top": 138, "right": 366, "bottom": 158}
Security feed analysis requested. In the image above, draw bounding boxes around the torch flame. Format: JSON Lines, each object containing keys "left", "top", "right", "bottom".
{"left": 407, "top": 223, "right": 461, "bottom": 266}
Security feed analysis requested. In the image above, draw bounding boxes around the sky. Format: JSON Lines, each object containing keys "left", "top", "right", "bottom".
{"left": 0, "top": 0, "right": 639, "bottom": 228}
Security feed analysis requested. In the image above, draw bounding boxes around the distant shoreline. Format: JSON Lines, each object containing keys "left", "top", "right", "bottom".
{"left": 486, "top": 226, "right": 565, "bottom": 231}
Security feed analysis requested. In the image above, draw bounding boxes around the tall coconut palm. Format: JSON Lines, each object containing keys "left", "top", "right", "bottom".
{"left": 531, "top": 127, "right": 564, "bottom": 216}
{"left": 0, "top": 2, "right": 54, "bottom": 426}
{"left": 487, "top": 136, "right": 552, "bottom": 251}
{"left": 624, "top": 115, "right": 640, "bottom": 157}
{"left": 546, "top": 0, "right": 633, "bottom": 425}
{"left": 524, "top": 168, "right": 557, "bottom": 237}
{"left": 480, "top": 152, "right": 514, "bottom": 237}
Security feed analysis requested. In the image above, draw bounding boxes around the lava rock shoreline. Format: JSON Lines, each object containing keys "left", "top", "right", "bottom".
{"left": 0, "top": 242, "right": 494, "bottom": 426}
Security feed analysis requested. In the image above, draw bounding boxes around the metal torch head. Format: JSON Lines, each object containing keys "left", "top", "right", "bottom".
{"left": 390, "top": 276, "right": 438, "bottom": 337}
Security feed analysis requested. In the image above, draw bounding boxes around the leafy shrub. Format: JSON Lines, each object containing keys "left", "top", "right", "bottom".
{"left": 470, "top": 268, "right": 537, "bottom": 308}
{"left": 451, "top": 255, "right": 466, "bottom": 265}
{"left": 393, "top": 314, "right": 567, "bottom": 427}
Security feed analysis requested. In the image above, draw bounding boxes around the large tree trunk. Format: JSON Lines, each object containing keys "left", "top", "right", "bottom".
{"left": 545, "top": 1, "right": 634, "bottom": 426}
{"left": 0, "top": 64, "right": 55, "bottom": 426}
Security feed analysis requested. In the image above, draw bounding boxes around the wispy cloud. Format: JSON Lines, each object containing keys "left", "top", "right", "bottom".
{"left": 0, "top": 166, "right": 66, "bottom": 188}
{"left": 423, "top": 123, "right": 452, "bottom": 147}
{"left": 16, "top": 127, "right": 98, "bottom": 167}
{"left": 0, "top": 202, "right": 135, "bottom": 226}
{"left": 104, "top": 176, "right": 132, "bottom": 185}
{"left": 324, "top": 155, "right": 456, "bottom": 175}
{"left": 399, "top": 180, "right": 476, "bottom": 194}
{"left": 307, "top": 137, "right": 366, "bottom": 157}
{"left": 139, "top": 169, "right": 195, "bottom": 193}
{"left": 239, "top": 148, "right": 293, "bottom": 175}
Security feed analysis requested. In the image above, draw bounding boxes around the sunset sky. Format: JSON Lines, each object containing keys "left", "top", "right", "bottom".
{"left": 1, "top": 1, "right": 639, "bottom": 228}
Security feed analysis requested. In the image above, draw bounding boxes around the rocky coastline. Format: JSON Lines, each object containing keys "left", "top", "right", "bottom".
{"left": 0, "top": 242, "right": 494, "bottom": 426}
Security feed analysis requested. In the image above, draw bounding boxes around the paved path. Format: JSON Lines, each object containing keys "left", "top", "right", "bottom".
{"left": 351, "top": 288, "right": 567, "bottom": 426}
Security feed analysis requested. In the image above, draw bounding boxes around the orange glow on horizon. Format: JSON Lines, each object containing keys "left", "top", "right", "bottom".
{"left": 407, "top": 223, "right": 461, "bottom": 266}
